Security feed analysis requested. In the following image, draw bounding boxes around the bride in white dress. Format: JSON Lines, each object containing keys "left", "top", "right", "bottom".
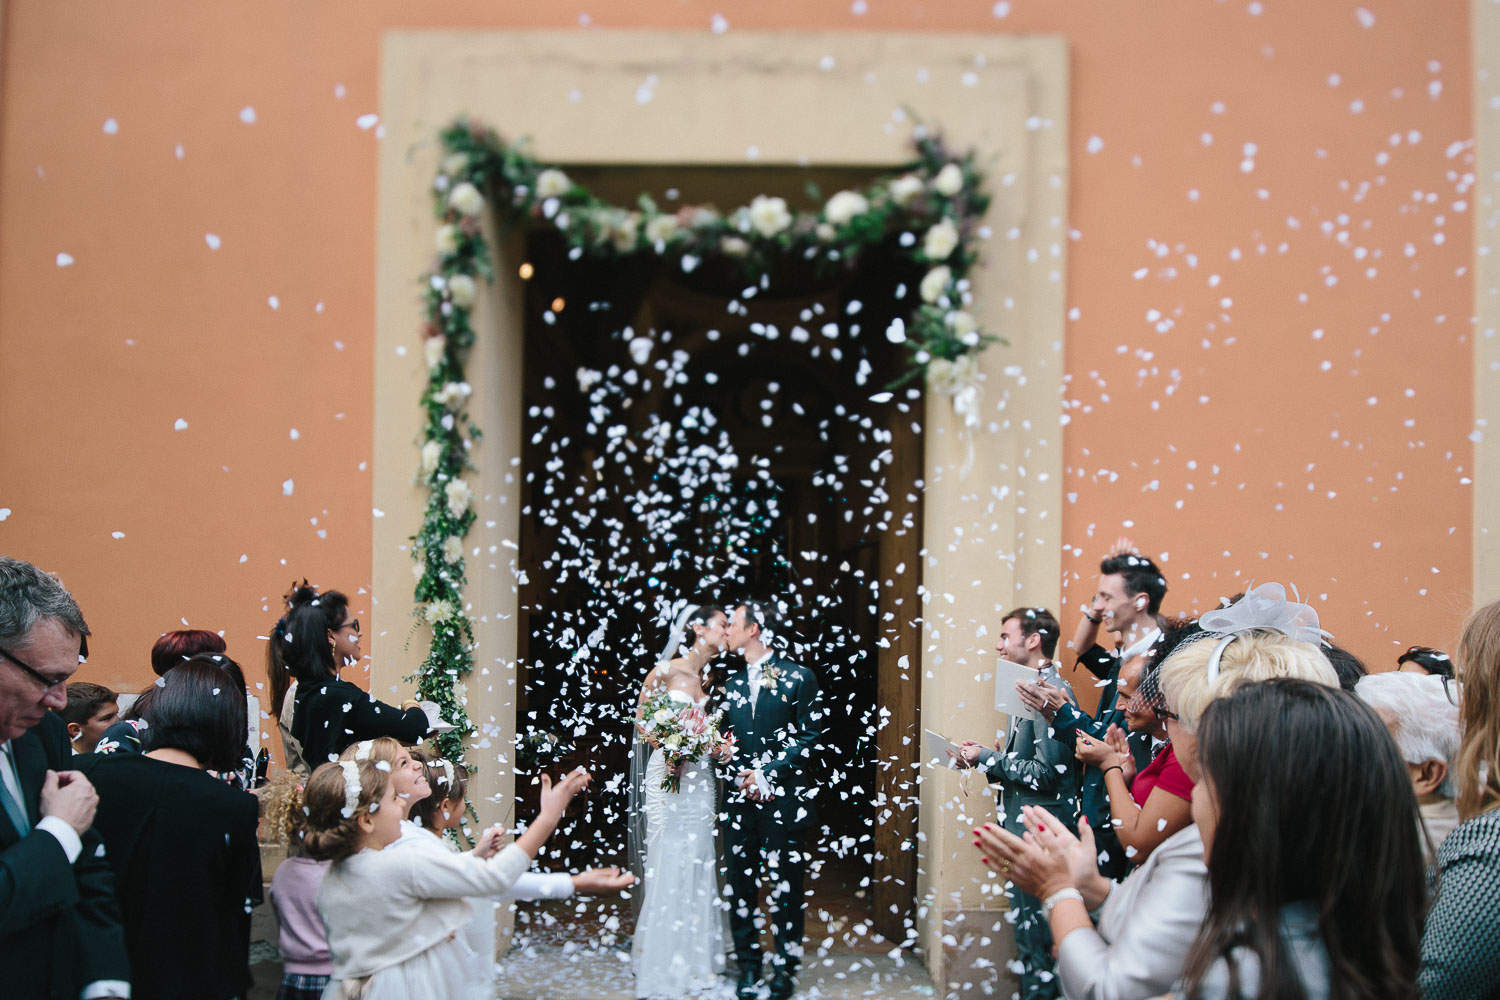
{"left": 631, "top": 605, "right": 734, "bottom": 999}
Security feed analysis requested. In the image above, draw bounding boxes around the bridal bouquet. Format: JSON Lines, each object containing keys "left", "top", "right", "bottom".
{"left": 640, "top": 689, "right": 734, "bottom": 792}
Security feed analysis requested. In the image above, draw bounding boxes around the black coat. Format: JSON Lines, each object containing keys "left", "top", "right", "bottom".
{"left": 0, "top": 712, "right": 129, "bottom": 999}
{"left": 74, "top": 751, "right": 262, "bottom": 1000}
{"left": 290, "top": 677, "right": 429, "bottom": 768}
{"left": 719, "top": 656, "right": 823, "bottom": 829}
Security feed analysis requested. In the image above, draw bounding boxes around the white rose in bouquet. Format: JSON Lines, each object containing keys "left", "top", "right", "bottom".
{"left": 447, "top": 181, "right": 485, "bottom": 217}
{"left": 748, "top": 195, "right": 792, "bottom": 238}
{"left": 924, "top": 218, "right": 960, "bottom": 261}
{"left": 823, "top": 190, "right": 869, "bottom": 226}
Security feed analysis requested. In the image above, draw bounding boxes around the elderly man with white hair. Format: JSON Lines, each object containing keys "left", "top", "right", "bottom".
{"left": 1355, "top": 669, "right": 1462, "bottom": 859}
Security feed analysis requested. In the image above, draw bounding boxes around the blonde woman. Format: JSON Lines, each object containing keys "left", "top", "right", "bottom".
{"left": 1419, "top": 599, "right": 1500, "bottom": 999}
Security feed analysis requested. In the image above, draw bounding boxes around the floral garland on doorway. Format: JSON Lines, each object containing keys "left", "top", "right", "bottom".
{"left": 410, "top": 117, "right": 994, "bottom": 773}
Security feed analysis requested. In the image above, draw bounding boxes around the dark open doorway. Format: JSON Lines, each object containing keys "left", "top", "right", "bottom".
{"left": 508, "top": 167, "right": 924, "bottom": 951}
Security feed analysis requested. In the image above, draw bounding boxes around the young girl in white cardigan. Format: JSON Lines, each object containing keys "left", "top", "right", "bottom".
{"left": 301, "top": 757, "right": 586, "bottom": 1000}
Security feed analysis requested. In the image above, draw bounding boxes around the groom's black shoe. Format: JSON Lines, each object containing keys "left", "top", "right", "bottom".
{"left": 767, "top": 970, "right": 797, "bottom": 1000}
{"left": 736, "top": 961, "right": 761, "bottom": 999}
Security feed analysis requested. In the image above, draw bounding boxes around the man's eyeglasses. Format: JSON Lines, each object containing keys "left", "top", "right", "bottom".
{"left": 0, "top": 634, "right": 86, "bottom": 692}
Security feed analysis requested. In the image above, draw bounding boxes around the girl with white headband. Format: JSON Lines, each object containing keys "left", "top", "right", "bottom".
{"left": 300, "top": 756, "right": 588, "bottom": 999}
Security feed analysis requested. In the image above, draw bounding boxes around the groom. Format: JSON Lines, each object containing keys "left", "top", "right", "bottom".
{"left": 720, "top": 602, "right": 823, "bottom": 1000}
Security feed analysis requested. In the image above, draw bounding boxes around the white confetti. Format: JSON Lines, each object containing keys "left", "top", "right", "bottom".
{"left": 239, "top": 106, "right": 257, "bottom": 124}
{"left": 282, "top": 479, "right": 294, "bottom": 496}
{"left": 205, "top": 233, "right": 221, "bottom": 250}
{"left": 102, "top": 118, "right": 118, "bottom": 135}
{"left": 56, "top": 253, "right": 74, "bottom": 267}
{"left": 173, "top": 418, "right": 188, "bottom": 431}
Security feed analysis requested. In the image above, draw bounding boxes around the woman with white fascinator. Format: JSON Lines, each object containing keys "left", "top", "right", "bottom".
{"left": 975, "top": 583, "right": 1343, "bottom": 1000}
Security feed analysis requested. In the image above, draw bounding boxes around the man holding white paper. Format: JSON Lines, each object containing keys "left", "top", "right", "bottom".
{"left": 952, "top": 606, "right": 1078, "bottom": 1000}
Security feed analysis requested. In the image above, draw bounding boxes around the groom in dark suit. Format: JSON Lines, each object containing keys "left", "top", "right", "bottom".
{"left": 720, "top": 602, "right": 823, "bottom": 1000}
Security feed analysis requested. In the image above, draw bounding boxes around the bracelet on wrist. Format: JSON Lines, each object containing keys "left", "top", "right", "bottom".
{"left": 1042, "top": 887, "right": 1085, "bottom": 918}
{"left": 1102, "top": 764, "right": 1123, "bottom": 777}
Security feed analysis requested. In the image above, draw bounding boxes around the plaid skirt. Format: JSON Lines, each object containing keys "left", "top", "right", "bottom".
{"left": 277, "top": 972, "right": 331, "bottom": 1000}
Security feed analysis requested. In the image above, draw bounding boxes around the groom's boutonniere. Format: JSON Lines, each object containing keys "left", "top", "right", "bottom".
{"left": 762, "top": 664, "right": 782, "bottom": 694}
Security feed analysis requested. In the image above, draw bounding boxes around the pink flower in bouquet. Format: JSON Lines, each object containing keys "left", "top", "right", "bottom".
{"left": 677, "top": 706, "right": 708, "bottom": 736}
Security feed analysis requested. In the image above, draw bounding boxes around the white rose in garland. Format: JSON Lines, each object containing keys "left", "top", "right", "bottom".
{"left": 443, "top": 536, "right": 464, "bottom": 563}
{"left": 444, "top": 478, "right": 472, "bottom": 517}
{"left": 748, "top": 195, "right": 792, "bottom": 238}
{"left": 421, "top": 440, "right": 443, "bottom": 474}
{"left": 442, "top": 153, "right": 470, "bottom": 177}
{"left": 645, "top": 214, "right": 680, "bottom": 244}
{"left": 447, "top": 181, "right": 485, "bottom": 217}
{"left": 446, "top": 273, "right": 477, "bottom": 308}
{"left": 434, "top": 224, "right": 460, "bottom": 256}
{"left": 934, "top": 162, "right": 965, "bottom": 197}
{"left": 536, "top": 168, "right": 572, "bottom": 199}
{"left": 924, "top": 218, "right": 960, "bottom": 261}
{"left": 947, "top": 310, "right": 979, "bottom": 344}
{"left": 610, "top": 212, "right": 640, "bottom": 254}
{"left": 889, "top": 173, "right": 924, "bottom": 207}
{"left": 424, "top": 336, "right": 447, "bottom": 371}
{"left": 424, "top": 599, "right": 455, "bottom": 625}
{"left": 920, "top": 266, "right": 952, "bottom": 304}
{"left": 434, "top": 381, "right": 472, "bottom": 410}
{"left": 824, "top": 190, "right": 869, "bottom": 227}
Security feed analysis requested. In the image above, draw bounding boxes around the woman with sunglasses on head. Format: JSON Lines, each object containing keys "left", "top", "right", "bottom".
{"left": 1419, "top": 599, "right": 1500, "bottom": 999}
{"left": 284, "top": 593, "right": 430, "bottom": 770}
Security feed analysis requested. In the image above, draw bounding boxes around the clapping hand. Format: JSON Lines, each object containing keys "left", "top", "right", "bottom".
{"left": 1022, "top": 807, "right": 1111, "bottom": 909}
{"left": 947, "top": 740, "right": 985, "bottom": 770}
{"left": 1103, "top": 724, "right": 1137, "bottom": 784}
{"left": 1016, "top": 678, "right": 1068, "bottom": 718}
{"left": 974, "top": 816, "right": 1073, "bottom": 900}
{"left": 1074, "top": 731, "right": 1123, "bottom": 768}
{"left": 1107, "top": 536, "right": 1138, "bottom": 558}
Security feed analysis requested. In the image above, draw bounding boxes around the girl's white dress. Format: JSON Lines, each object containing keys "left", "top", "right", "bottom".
{"left": 317, "top": 839, "right": 530, "bottom": 1000}
{"left": 631, "top": 691, "right": 730, "bottom": 998}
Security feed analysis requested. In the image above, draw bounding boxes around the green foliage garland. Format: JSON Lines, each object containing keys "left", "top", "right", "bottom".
{"left": 412, "top": 117, "right": 995, "bottom": 775}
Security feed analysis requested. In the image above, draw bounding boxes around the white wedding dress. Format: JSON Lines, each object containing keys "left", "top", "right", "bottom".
{"left": 632, "top": 690, "right": 730, "bottom": 999}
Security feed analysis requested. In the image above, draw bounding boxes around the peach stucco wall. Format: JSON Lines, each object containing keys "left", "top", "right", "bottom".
{"left": 0, "top": 2, "right": 1474, "bottom": 708}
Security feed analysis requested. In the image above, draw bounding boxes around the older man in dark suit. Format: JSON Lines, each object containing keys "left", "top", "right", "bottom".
{"left": 0, "top": 556, "right": 129, "bottom": 998}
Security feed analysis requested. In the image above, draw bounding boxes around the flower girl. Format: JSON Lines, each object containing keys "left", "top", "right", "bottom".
{"left": 300, "top": 757, "right": 585, "bottom": 1000}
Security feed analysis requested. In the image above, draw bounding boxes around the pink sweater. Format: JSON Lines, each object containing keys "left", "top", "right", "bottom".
{"left": 269, "top": 857, "right": 333, "bottom": 975}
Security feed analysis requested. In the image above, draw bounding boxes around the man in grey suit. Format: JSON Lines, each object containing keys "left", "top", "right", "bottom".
{"left": 955, "top": 606, "right": 1079, "bottom": 1000}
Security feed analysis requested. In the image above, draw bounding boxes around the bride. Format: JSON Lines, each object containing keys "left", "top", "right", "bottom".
{"left": 630, "top": 604, "right": 734, "bottom": 999}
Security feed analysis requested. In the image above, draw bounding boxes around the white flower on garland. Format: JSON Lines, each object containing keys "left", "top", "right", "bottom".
{"left": 934, "top": 162, "right": 965, "bottom": 197}
{"left": 920, "top": 265, "right": 952, "bottom": 304}
{"left": 748, "top": 195, "right": 792, "bottom": 238}
{"left": 720, "top": 235, "right": 750, "bottom": 257}
{"left": 889, "top": 173, "right": 924, "bottom": 207}
{"left": 444, "top": 478, "right": 472, "bottom": 516}
{"left": 442, "top": 153, "right": 470, "bottom": 177}
{"left": 421, "top": 440, "right": 444, "bottom": 474}
{"left": 610, "top": 212, "right": 640, "bottom": 254}
{"left": 446, "top": 273, "right": 477, "bottom": 308}
{"left": 447, "top": 182, "right": 485, "bottom": 217}
{"left": 424, "top": 336, "right": 447, "bottom": 371}
{"left": 924, "top": 218, "right": 960, "bottom": 261}
{"left": 927, "top": 353, "right": 982, "bottom": 429}
{"left": 947, "top": 310, "right": 979, "bottom": 345}
{"left": 434, "top": 224, "right": 459, "bottom": 256}
{"left": 815, "top": 222, "right": 836, "bottom": 242}
{"left": 645, "top": 214, "right": 679, "bottom": 244}
{"left": 434, "top": 381, "right": 472, "bottom": 410}
{"left": 424, "top": 599, "right": 456, "bottom": 625}
{"left": 443, "top": 536, "right": 464, "bottom": 563}
{"left": 824, "top": 190, "right": 869, "bottom": 226}
{"left": 536, "top": 169, "right": 572, "bottom": 199}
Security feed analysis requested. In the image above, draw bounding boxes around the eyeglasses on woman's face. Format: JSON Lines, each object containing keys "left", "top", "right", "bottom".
{"left": 338, "top": 618, "right": 360, "bottom": 635}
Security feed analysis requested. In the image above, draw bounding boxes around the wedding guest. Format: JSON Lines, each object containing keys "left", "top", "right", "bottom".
{"left": 97, "top": 627, "right": 229, "bottom": 754}
{"left": 953, "top": 606, "right": 1078, "bottom": 1000}
{"left": 268, "top": 581, "right": 355, "bottom": 776}
{"left": 976, "top": 583, "right": 1340, "bottom": 999}
{"left": 1323, "top": 642, "right": 1368, "bottom": 692}
{"left": 1176, "top": 680, "right": 1424, "bottom": 998}
{"left": 1397, "top": 644, "right": 1454, "bottom": 678}
{"left": 1356, "top": 669, "right": 1462, "bottom": 859}
{"left": 305, "top": 757, "right": 586, "bottom": 998}
{"left": 77, "top": 655, "right": 263, "bottom": 999}
{"left": 1420, "top": 599, "right": 1500, "bottom": 999}
{"left": 286, "top": 598, "right": 429, "bottom": 767}
{"left": 0, "top": 556, "right": 128, "bottom": 999}
{"left": 1072, "top": 653, "right": 1192, "bottom": 867}
{"left": 262, "top": 772, "right": 333, "bottom": 1000}
{"left": 60, "top": 680, "right": 117, "bottom": 753}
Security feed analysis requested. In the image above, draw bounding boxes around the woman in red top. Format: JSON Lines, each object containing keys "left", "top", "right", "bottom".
{"left": 1074, "top": 649, "right": 1194, "bottom": 866}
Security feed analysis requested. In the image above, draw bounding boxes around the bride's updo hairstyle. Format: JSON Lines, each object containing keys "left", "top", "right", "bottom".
{"left": 300, "top": 759, "right": 391, "bottom": 862}
{"left": 672, "top": 604, "right": 725, "bottom": 656}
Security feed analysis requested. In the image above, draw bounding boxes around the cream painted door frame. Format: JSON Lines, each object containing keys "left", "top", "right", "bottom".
{"left": 373, "top": 29, "right": 1067, "bottom": 986}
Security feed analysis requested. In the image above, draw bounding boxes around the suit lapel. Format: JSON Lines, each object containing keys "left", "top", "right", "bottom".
{"left": 6, "top": 729, "right": 48, "bottom": 835}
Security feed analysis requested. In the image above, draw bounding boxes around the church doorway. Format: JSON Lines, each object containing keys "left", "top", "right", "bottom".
{"left": 507, "top": 166, "right": 925, "bottom": 952}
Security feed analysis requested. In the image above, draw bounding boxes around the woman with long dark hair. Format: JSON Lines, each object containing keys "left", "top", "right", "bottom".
{"left": 1180, "top": 678, "right": 1425, "bottom": 999}
{"left": 267, "top": 582, "right": 356, "bottom": 774}
{"left": 285, "top": 595, "right": 429, "bottom": 769}
{"left": 1420, "top": 598, "right": 1500, "bottom": 998}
